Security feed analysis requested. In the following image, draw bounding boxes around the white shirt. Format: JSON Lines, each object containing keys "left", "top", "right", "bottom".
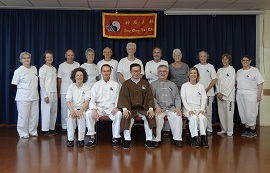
{"left": 194, "top": 63, "right": 218, "bottom": 96}
{"left": 66, "top": 83, "right": 91, "bottom": 109}
{"left": 11, "top": 65, "right": 39, "bottom": 101}
{"left": 117, "top": 57, "right": 144, "bottom": 80}
{"left": 181, "top": 82, "right": 207, "bottom": 112}
{"left": 97, "top": 59, "right": 118, "bottom": 82}
{"left": 145, "top": 59, "right": 169, "bottom": 83}
{"left": 236, "top": 66, "right": 264, "bottom": 95}
{"left": 89, "top": 79, "right": 120, "bottom": 114}
{"left": 81, "top": 63, "right": 100, "bottom": 88}
{"left": 216, "top": 65, "right": 236, "bottom": 102}
{"left": 39, "top": 64, "right": 57, "bottom": 97}
{"left": 58, "top": 61, "right": 80, "bottom": 94}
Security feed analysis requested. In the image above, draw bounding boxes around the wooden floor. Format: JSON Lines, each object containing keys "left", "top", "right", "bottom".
{"left": 0, "top": 123, "right": 269, "bottom": 173}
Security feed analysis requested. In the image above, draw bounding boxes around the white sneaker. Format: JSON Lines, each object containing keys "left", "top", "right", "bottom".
{"left": 217, "top": 131, "right": 226, "bottom": 135}
{"left": 227, "top": 133, "right": 233, "bottom": 137}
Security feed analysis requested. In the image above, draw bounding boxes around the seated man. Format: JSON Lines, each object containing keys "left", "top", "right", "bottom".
{"left": 118, "top": 63, "right": 156, "bottom": 149}
{"left": 85, "top": 64, "right": 122, "bottom": 148}
{"left": 151, "top": 65, "right": 183, "bottom": 148}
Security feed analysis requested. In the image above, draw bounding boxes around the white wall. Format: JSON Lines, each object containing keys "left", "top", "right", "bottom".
{"left": 257, "top": 10, "right": 270, "bottom": 126}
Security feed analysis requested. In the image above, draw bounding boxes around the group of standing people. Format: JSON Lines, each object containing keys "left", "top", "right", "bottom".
{"left": 11, "top": 42, "right": 264, "bottom": 149}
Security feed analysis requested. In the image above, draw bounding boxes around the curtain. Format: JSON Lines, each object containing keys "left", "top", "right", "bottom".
{"left": 0, "top": 9, "right": 256, "bottom": 124}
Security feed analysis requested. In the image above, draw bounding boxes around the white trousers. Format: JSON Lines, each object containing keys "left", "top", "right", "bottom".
{"left": 41, "top": 92, "right": 57, "bottom": 131}
{"left": 123, "top": 113, "right": 153, "bottom": 141}
{"left": 184, "top": 110, "right": 207, "bottom": 138}
{"left": 236, "top": 93, "right": 259, "bottom": 126}
{"left": 85, "top": 109, "right": 122, "bottom": 138}
{"left": 206, "top": 96, "right": 214, "bottom": 133}
{"left": 67, "top": 109, "right": 85, "bottom": 141}
{"left": 61, "top": 94, "right": 68, "bottom": 129}
{"left": 217, "top": 99, "right": 235, "bottom": 135}
{"left": 16, "top": 100, "right": 39, "bottom": 138}
{"left": 154, "top": 110, "right": 182, "bottom": 141}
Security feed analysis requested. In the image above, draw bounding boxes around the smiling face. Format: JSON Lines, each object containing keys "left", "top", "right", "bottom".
{"left": 127, "top": 45, "right": 136, "bottom": 56}
{"left": 241, "top": 57, "right": 251, "bottom": 69}
{"left": 85, "top": 51, "right": 95, "bottom": 63}
{"left": 45, "top": 53, "right": 53, "bottom": 66}
{"left": 153, "top": 48, "right": 162, "bottom": 61}
{"left": 158, "top": 66, "right": 168, "bottom": 80}
{"left": 101, "top": 65, "right": 111, "bottom": 81}
{"left": 188, "top": 68, "right": 199, "bottom": 83}
{"left": 103, "top": 47, "right": 112, "bottom": 60}
{"left": 222, "top": 56, "right": 230, "bottom": 67}
{"left": 75, "top": 71, "right": 84, "bottom": 84}
{"left": 173, "top": 52, "right": 182, "bottom": 62}
{"left": 198, "top": 51, "right": 208, "bottom": 65}
{"left": 65, "top": 50, "right": 75, "bottom": 63}
{"left": 20, "top": 54, "right": 31, "bottom": 67}
{"left": 130, "top": 66, "right": 141, "bottom": 79}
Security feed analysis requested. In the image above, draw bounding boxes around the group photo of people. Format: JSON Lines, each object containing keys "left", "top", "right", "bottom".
{"left": 11, "top": 42, "right": 264, "bottom": 149}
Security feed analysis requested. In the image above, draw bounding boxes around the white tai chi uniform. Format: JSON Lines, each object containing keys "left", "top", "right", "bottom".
{"left": 194, "top": 63, "right": 217, "bottom": 133}
{"left": 11, "top": 65, "right": 39, "bottom": 138}
{"left": 58, "top": 61, "right": 80, "bottom": 129}
{"left": 97, "top": 59, "right": 118, "bottom": 82}
{"left": 86, "top": 79, "right": 122, "bottom": 138}
{"left": 39, "top": 64, "right": 58, "bottom": 132}
{"left": 151, "top": 79, "right": 182, "bottom": 142}
{"left": 236, "top": 67, "right": 264, "bottom": 126}
{"left": 66, "top": 83, "right": 91, "bottom": 141}
{"left": 181, "top": 82, "right": 207, "bottom": 138}
{"left": 145, "top": 60, "right": 169, "bottom": 84}
{"left": 216, "top": 65, "right": 235, "bottom": 136}
{"left": 80, "top": 63, "right": 99, "bottom": 88}
{"left": 117, "top": 57, "right": 144, "bottom": 81}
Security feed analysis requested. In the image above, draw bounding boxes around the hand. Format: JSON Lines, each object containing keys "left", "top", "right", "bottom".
{"left": 199, "top": 110, "right": 206, "bottom": 115}
{"left": 257, "top": 95, "right": 262, "bottom": 102}
{"left": 69, "top": 109, "right": 77, "bottom": 119}
{"left": 123, "top": 109, "right": 131, "bottom": 119}
{"left": 205, "top": 88, "right": 210, "bottom": 93}
{"left": 77, "top": 110, "right": 84, "bottom": 119}
{"left": 111, "top": 107, "right": 119, "bottom": 115}
{"left": 155, "top": 107, "right": 163, "bottom": 116}
{"left": 174, "top": 108, "right": 182, "bottom": 116}
{"left": 147, "top": 110, "right": 155, "bottom": 119}
{"left": 92, "top": 109, "right": 100, "bottom": 121}
{"left": 217, "top": 93, "right": 223, "bottom": 101}
{"left": 44, "top": 97, "right": 49, "bottom": 104}
{"left": 188, "top": 110, "right": 195, "bottom": 116}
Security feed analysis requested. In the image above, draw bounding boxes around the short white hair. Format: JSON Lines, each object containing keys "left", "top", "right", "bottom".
{"left": 172, "top": 48, "right": 182, "bottom": 57}
{"left": 126, "top": 42, "right": 136, "bottom": 50}
{"left": 19, "top": 52, "right": 31, "bottom": 60}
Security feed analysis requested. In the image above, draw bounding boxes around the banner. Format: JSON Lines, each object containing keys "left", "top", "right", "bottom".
{"left": 102, "top": 13, "right": 157, "bottom": 39}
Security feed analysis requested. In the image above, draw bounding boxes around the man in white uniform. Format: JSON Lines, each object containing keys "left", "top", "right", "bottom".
{"left": 145, "top": 47, "right": 169, "bottom": 84}
{"left": 39, "top": 50, "right": 58, "bottom": 136}
{"left": 117, "top": 42, "right": 144, "bottom": 84}
{"left": 11, "top": 52, "right": 39, "bottom": 138}
{"left": 85, "top": 64, "right": 122, "bottom": 148}
{"left": 194, "top": 51, "right": 218, "bottom": 136}
{"left": 58, "top": 49, "right": 80, "bottom": 133}
{"left": 97, "top": 47, "right": 118, "bottom": 82}
{"left": 151, "top": 65, "right": 183, "bottom": 148}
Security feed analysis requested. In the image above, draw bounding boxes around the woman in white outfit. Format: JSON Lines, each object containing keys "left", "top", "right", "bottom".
{"left": 216, "top": 53, "right": 236, "bottom": 137}
{"left": 11, "top": 52, "right": 39, "bottom": 138}
{"left": 236, "top": 55, "right": 264, "bottom": 138}
{"left": 66, "top": 67, "right": 91, "bottom": 147}
{"left": 181, "top": 67, "right": 208, "bottom": 148}
{"left": 39, "top": 50, "right": 58, "bottom": 136}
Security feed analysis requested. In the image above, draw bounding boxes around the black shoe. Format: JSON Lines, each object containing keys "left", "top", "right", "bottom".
{"left": 112, "top": 138, "right": 120, "bottom": 148}
{"left": 85, "top": 138, "right": 96, "bottom": 148}
{"left": 123, "top": 140, "right": 131, "bottom": 149}
{"left": 77, "top": 140, "right": 84, "bottom": 147}
{"left": 62, "top": 129, "right": 67, "bottom": 134}
{"left": 67, "top": 140, "right": 74, "bottom": 147}
{"left": 191, "top": 137, "right": 200, "bottom": 148}
{"left": 49, "top": 130, "right": 58, "bottom": 136}
{"left": 200, "top": 135, "right": 209, "bottom": 148}
{"left": 44, "top": 131, "right": 54, "bottom": 136}
{"left": 175, "top": 140, "right": 184, "bottom": 148}
{"left": 145, "top": 141, "right": 154, "bottom": 149}
{"left": 153, "top": 141, "right": 159, "bottom": 148}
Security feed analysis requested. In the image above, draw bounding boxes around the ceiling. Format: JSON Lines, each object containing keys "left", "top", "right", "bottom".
{"left": 0, "top": 0, "right": 270, "bottom": 11}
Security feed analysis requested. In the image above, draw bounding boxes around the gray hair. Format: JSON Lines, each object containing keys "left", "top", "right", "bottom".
{"left": 172, "top": 48, "right": 182, "bottom": 57}
{"left": 126, "top": 42, "right": 136, "bottom": 50}
{"left": 157, "top": 64, "right": 169, "bottom": 72}
{"left": 19, "top": 52, "right": 31, "bottom": 60}
{"left": 85, "top": 48, "right": 95, "bottom": 56}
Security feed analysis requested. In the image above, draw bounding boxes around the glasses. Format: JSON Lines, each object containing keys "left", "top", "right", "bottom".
{"left": 131, "top": 70, "right": 141, "bottom": 73}
{"left": 158, "top": 70, "right": 168, "bottom": 73}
